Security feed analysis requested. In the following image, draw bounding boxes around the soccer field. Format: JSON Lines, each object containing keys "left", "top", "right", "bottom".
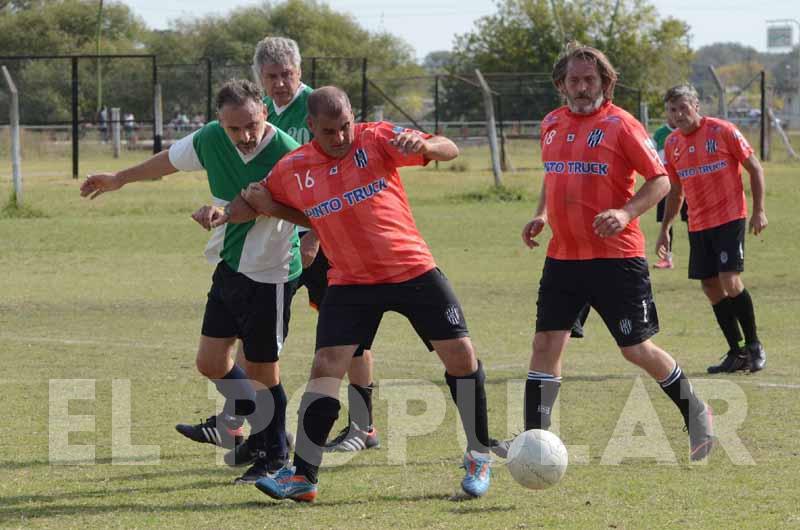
{"left": 1, "top": 144, "right": 799, "bottom": 528}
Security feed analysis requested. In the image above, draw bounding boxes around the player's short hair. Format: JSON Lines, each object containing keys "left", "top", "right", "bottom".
{"left": 253, "top": 36, "right": 301, "bottom": 73}
{"left": 552, "top": 42, "right": 618, "bottom": 100}
{"left": 307, "top": 86, "right": 352, "bottom": 118}
{"left": 215, "top": 79, "right": 263, "bottom": 111}
{"left": 664, "top": 84, "right": 699, "bottom": 105}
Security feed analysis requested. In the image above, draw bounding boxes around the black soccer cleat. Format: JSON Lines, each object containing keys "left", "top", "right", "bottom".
{"left": 489, "top": 437, "right": 512, "bottom": 459}
{"left": 707, "top": 349, "right": 749, "bottom": 374}
{"left": 745, "top": 342, "right": 767, "bottom": 373}
{"left": 224, "top": 431, "right": 295, "bottom": 467}
{"left": 175, "top": 414, "right": 244, "bottom": 449}
{"left": 233, "top": 458, "right": 289, "bottom": 485}
{"left": 324, "top": 422, "right": 380, "bottom": 453}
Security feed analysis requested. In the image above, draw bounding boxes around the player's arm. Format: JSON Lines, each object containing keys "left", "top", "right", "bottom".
{"left": 522, "top": 180, "right": 548, "bottom": 248}
{"left": 80, "top": 150, "right": 178, "bottom": 199}
{"left": 655, "top": 178, "right": 685, "bottom": 258}
{"left": 593, "top": 175, "right": 670, "bottom": 238}
{"left": 391, "top": 132, "right": 459, "bottom": 161}
{"left": 742, "top": 154, "right": 767, "bottom": 235}
{"left": 240, "top": 183, "right": 311, "bottom": 228}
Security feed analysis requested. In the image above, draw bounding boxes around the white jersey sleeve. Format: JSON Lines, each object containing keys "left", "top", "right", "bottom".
{"left": 168, "top": 131, "right": 203, "bottom": 171}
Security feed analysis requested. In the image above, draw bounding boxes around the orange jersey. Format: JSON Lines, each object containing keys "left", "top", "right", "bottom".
{"left": 540, "top": 101, "right": 666, "bottom": 260}
{"left": 664, "top": 117, "right": 752, "bottom": 232}
{"left": 265, "top": 121, "right": 436, "bottom": 285}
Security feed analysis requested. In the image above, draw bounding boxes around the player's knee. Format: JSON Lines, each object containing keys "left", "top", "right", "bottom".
{"left": 195, "top": 354, "right": 228, "bottom": 379}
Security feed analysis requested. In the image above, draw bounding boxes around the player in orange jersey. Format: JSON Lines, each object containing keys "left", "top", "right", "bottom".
{"left": 656, "top": 84, "right": 767, "bottom": 374}
{"left": 217, "top": 86, "right": 495, "bottom": 501}
{"left": 493, "top": 44, "right": 713, "bottom": 463}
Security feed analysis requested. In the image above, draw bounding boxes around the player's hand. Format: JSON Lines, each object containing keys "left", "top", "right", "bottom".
{"left": 241, "top": 183, "right": 274, "bottom": 215}
{"left": 593, "top": 209, "right": 631, "bottom": 238}
{"left": 749, "top": 209, "right": 768, "bottom": 235}
{"left": 80, "top": 173, "right": 123, "bottom": 199}
{"left": 522, "top": 216, "right": 547, "bottom": 248}
{"left": 300, "top": 230, "right": 320, "bottom": 268}
{"left": 191, "top": 205, "right": 225, "bottom": 230}
{"left": 655, "top": 230, "right": 671, "bottom": 259}
{"left": 390, "top": 131, "right": 426, "bottom": 155}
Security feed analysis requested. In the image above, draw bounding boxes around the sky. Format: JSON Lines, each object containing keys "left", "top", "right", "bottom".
{"left": 124, "top": 0, "right": 800, "bottom": 61}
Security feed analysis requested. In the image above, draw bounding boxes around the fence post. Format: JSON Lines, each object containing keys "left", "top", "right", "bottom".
{"left": 111, "top": 107, "right": 121, "bottom": 158}
{"left": 361, "top": 58, "right": 368, "bottom": 122}
{"left": 311, "top": 57, "right": 317, "bottom": 88}
{"left": 434, "top": 75, "right": 440, "bottom": 170}
{"left": 71, "top": 57, "right": 79, "bottom": 179}
{"left": 474, "top": 69, "right": 503, "bottom": 186}
{"left": 152, "top": 58, "right": 161, "bottom": 153}
{"left": 1, "top": 66, "right": 22, "bottom": 206}
{"left": 206, "top": 57, "right": 213, "bottom": 123}
{"left": 760, "top": 70, "right": 769, "bottom": 161}
{"left": 154, "top": 84, "right": 163, "bottom": 153}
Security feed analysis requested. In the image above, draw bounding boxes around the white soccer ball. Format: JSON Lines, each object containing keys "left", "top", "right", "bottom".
{"left": 507, "top": 429, "right": 568, "bottom": 490}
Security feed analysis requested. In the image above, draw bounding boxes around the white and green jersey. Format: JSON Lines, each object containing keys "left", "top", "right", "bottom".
{"left": 264, "top": 83, "right": 313, "bottom": 145}
{"left": 168, "top": 121, "right": 302, "bottom": 283}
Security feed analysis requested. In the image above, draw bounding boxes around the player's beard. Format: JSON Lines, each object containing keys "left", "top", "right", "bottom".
{"left": 567, "top": 92, "right": 605, "bottom": 114}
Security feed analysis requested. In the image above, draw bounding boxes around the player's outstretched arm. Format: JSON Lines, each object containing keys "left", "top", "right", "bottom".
{"left": 80, "top": 150, "right": 178, "bottom": 200}
{"left": 390, "top": 132, "right": 459, "bottom": 161}
{"left": 593, "top": 174, "right": 670, "bottom": 238}
{"left": 743, "top": 154, "right": 767, "bottom": 235}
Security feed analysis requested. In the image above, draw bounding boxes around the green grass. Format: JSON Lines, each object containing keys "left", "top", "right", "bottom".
{"left": 1, "top": 143, "right": 799, "bottom": 529}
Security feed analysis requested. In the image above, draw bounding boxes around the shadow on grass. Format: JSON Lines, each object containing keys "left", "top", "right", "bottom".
{"left": 1, "top": 490, "right": 493, "bottom": 520}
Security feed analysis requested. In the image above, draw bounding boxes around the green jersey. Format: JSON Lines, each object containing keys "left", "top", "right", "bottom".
{"left": 652, "top": 123, "right": 676, "bottom": 163}
{"left": 168, "top": 121, "right": 302, "bottom": 283}
{"left": 263, "top": 83, "right": 313, "bottom": 145}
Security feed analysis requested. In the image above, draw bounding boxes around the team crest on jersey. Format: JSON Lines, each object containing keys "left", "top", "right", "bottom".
{"left": 444, "top": 305, "right": 461, "bottom": 325}
{"left": 619, "top": 318, "right": 633, "bottom": 336}
{"left": 329, "top": 166, "right": 338, "bottom": 175}
{"left": 354, "top": 148, "right": 369, "bottom": 168}
{"left": 587, "top": 129, "right": 604, "bottom": 148}
{"left": 689, "top": 146, "right": 695, "bottom": 153}
{"left": 706, "top": 139, "right": 717, "bottom": 153}
{"left": 567, "top": 133, "right": 575, "bottom": 143}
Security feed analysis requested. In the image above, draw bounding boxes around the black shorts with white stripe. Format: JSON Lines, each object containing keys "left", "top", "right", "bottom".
{"left": 202, "top": 261, "right": 299, "bottom": 362}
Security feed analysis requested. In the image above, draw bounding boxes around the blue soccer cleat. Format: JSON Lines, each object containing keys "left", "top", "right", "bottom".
{"left": 461, "top": 450, "right": 492, "bottom": 498}
{"left": 255, "top": 467, "right": 318, "bottom": 503}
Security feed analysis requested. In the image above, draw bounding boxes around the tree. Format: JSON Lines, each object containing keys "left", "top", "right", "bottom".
{"left": 444, "top": 0, "right": 692, "bottom": 121}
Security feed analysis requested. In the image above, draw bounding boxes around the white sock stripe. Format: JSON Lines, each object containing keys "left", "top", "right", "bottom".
{"left": 275, "top": 283, "right": 285, "bottom": 357}
{"left": 528, "top": 370, "right": 562, "bottom": 382}
{"left": 659, "top": 365, "right": 682, "bottom": 387}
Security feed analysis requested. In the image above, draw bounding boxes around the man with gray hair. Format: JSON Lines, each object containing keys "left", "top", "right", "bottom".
{"left": 657, "top": 84, "right": 768, "bottom": 374}
{"left": 251, "top": 36, "right": 382, "bottom": 453}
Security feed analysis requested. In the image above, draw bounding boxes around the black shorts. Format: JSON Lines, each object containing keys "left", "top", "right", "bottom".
{"left": 201, "top": 261, "right": 299, "bottom": 363}
{"left": 656, "top": 198, "right": 689, "bottom": 223}
{"left": 688, "top": 218, "right": 745, "bottom": 280}
{"left": 536, "top": 257, "right": 659, "bottom": 347}
{"left": 297, "top": 231, "right": 330, "bottom": 309}
{"left": 316, "top": 268, "right": 469, "bottom": 355}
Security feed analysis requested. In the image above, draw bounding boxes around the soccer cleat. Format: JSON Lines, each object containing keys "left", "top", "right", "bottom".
{"left": 707, "top": 350, "right": 749, "bottom": 374}
{"left": 233, "top": 458, "right": 289, "bottom": 485}
{"left": 654, "top": 254, "right": 674, "bottom": 269}
{"left": 224, "top": 431, "right": 295, "bottom": 467}
{"left": 225, "top": 437, "right": 268, "bottom": 467}
{"left": 324, "top": 422, "right": 380, "bottom": 452}
{"left": 687, "top": 402, "right": 714, "bottom": 461}
{"left": 489, "top": 437, "right": 512, "bottom": 459}
{"left": 254, "top": 468, "right": 318, "bottom": 503}
{"left": 460, "top": 450, "right": 492, "bottom": 497}
{"left": 745, "top": 342, "right": 767, "bottom": 373}
{"left": 175, "top": 414, "right": 244, "bottom": 449}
